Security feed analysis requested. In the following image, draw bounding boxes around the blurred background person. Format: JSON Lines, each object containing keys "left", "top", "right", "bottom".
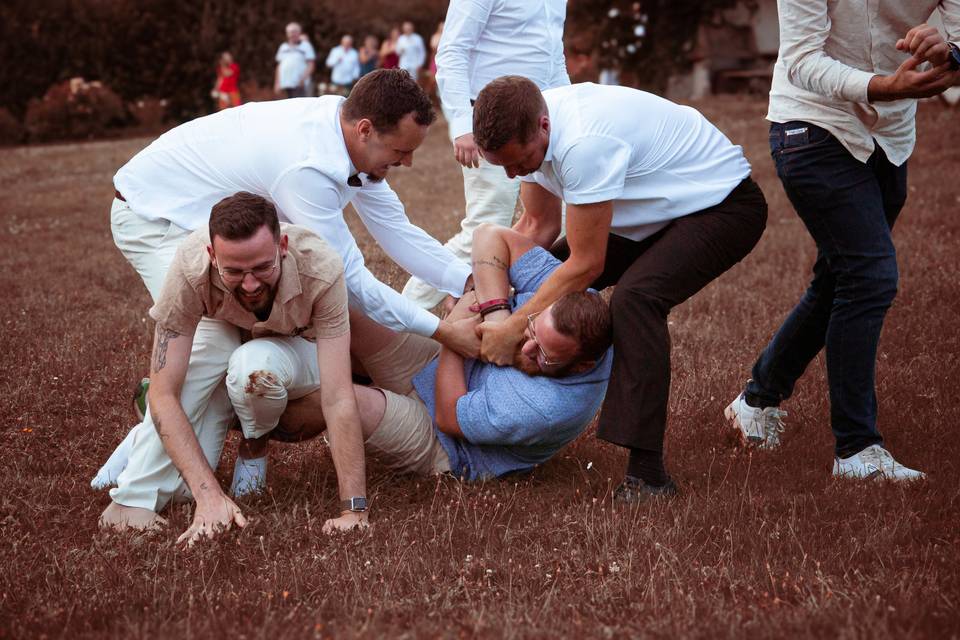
{"left": 358, "top": 35, "right": 380, "bottom": 77}
{"left": 274, "top": 21, "right": 315, "bottom": 98}
{"left": 379, "top": 27, "right": 400, "bottom": 69}
{"left": 422, "top": 21, "right": 445, "bottom": 104}
{"left": 212, "top": 51, "right": 241, "bottom": 110}
{"left": 326, "top": 34, "right": 361, "bottom": 95}
{"left": 397, "top": 21, "right": 426, "bottom": 81}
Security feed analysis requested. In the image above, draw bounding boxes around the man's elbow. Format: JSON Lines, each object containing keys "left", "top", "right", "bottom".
{"left": 434, "top": 408, "right": 463, "bottom": 438}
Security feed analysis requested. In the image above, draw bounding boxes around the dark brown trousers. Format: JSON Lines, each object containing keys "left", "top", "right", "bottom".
{"left": 551, "top": 177, "right": 767, "bottom": 453}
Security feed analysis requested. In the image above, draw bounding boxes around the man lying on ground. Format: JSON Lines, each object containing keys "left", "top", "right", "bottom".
{"left": 98, "top": 192, "right": 370, "bottom": 541}
{"left": 230, "top": 223, "right": 613, "bottom": 483}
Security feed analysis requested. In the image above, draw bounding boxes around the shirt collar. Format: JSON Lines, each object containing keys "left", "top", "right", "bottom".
{"left": 333, "top": 98, "right": 361, "bottom": 186}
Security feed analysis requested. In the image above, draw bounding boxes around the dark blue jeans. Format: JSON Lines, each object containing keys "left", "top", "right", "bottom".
{"left": 745, "top": 122, "right": 907, "bottom": 457}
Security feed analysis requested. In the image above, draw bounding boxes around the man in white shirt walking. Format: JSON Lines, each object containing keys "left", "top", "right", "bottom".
{"left": 326, "top": 35, "right": 361, "bottom": 94}
{"left": 94, "top": 69, "right": 479, "bottom": 504}
{"left": 403, "top": 0, "right": 570, "bottom": 310}
{"left": 396, "top": 21, "right": 426, "bottom": 81}
{"left": 275, "top": 22, "right": 316, "bottom": 98}
{"left": 472, "top": 77, "right": 768, "bottom": 501}
{"left": 723, "top": 2, "right": 960, "bottom": 481}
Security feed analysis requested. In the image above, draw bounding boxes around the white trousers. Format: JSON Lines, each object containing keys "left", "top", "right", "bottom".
{"left": 108, "top": 199, "right": 241, "bottom": 511}
{"left": 226, "top": 336, "right": 322, "bottom": 440}
{"left": 402, "top": 158, "right": 520, "bottom": 309}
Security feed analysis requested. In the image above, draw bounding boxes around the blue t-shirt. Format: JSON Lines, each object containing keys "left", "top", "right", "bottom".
{"left": 412, "top": 247, "right": 612, "bottom": 481}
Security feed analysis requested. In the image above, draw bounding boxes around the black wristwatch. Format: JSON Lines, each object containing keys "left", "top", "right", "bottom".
{"left": 948, "top": 42, "right": 960, "bottom": 71}
{"left": 340, "top": 497, "right": 368, "bottom": 512}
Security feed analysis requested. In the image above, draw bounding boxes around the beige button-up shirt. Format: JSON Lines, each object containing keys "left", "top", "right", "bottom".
{"left": 150, "top": 224, "right": 349, "bottom": 341}
{"left": 768, "top": 0, "right": 960, "bottom": 165}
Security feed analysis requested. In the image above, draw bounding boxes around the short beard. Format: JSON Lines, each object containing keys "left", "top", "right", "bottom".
{"left": 512, "top": 352, "right": 572, "bottom": 379}
{"left": 233, "top": 283, "right": 278, "bottom": 317}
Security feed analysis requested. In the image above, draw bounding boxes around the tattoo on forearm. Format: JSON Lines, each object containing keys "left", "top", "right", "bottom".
{"left": 152, "top": 325, "right": 180, "bottom": 372}
{"left": 154, "top": 415, "right": 168, "bottom": 441}
{"left": 472, "top": 255, "right": 508, "bottom": 271}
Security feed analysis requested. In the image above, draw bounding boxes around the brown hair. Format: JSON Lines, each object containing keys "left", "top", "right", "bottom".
{"left": 473, "top": 75, "right": 547, "bottom": 152}
{"left": 342, "top": 68, "right": 436, "bottom": 133}
{"left": 209, "top": 192, "right": 280, "bottom": 243}
{"left": 551, "top": 291, "right": 612, "bottom": 363}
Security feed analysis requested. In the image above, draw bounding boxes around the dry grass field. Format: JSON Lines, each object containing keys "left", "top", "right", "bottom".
{"left": 1, "top": 97, "right": 959, "bottom": 639}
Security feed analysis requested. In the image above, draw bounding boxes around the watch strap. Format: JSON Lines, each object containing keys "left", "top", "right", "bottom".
{"left": 340, "top": 496, "right": 368, "bottom": 512}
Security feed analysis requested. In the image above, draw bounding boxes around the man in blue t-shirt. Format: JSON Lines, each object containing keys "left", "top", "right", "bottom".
{"left": 274, "top": 224, "right": 613, "bottom": 482}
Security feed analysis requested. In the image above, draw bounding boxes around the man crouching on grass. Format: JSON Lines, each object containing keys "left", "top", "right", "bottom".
{"left": 251, "top": 224, "right": 613, "bottom": 482}
{"left": 99, "top": 192, "right": 369, "bottom": 542}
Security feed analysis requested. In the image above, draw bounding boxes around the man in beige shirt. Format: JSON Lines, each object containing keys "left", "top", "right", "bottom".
{"left": 725, "top": 1, "right": 960, "bottom": 479}
{"left": 100, "top": 192, "right": 370, "bottom": 542}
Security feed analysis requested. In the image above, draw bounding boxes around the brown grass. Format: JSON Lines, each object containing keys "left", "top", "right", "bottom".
{"left": 1, "top": 97, "right": 959, "bottom": 639}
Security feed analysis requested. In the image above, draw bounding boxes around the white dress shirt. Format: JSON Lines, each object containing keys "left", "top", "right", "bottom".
{"left": 325, "top": 46, "right": 361, "bottom": 86}
{"left": 522, "top": 84, "right": 751, "bottom": 242}
{"left": 275, "top": 40, "right": 316, "bottom": 89}
{"left": 397, "top": 33, "right": 427, "bottom": 74}
{"left": 114, "top": 96, "right": 470, "bottom": 337}
{"left": 437, "top": 0, "right": 570, "bottom": 140}
{"left": 768, "top": 0, "right": 960, "bottom": 165}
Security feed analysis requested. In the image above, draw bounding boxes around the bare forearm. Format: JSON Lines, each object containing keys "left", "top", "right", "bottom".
{"left": 434, "top": 348, "right": 466, "bottom": 437}
{"left": 322, "top": 396, "right": 367, "bottom": 499}
{"left": 513, "top": 211, "right": 561, "bottom": 249}
{"left": 150, "top": 395, "right": 222, "bottom": 504}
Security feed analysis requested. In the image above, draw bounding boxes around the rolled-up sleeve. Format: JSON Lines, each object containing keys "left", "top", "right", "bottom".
{"left": 272, "top": 167, "right": 441, "bottom": 337}
{"left": 436, "top": 0, "right": 494, "bottom": 139}
{"left": 777, "top": 0, "right": 874, "bottom": 103}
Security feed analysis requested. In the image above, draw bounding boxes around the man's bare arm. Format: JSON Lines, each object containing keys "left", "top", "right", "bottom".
{"left": 479, "top": 201, "right": 613, "bottom": 365}
{"left": 513, "top": 181, "right": 563, "bottom": 249}
{"left": 315, "top": 330, "right": 369, "bottom": 533}
{"left": 148, "top": 323, "right": 247, "bottom": 545}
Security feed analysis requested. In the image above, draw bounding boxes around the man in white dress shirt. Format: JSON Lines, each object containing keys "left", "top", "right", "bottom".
{"left": 723, "top": 1, "right": 960, "bottom": 480}
{"left": 396, "top": 21, "right": 427, "bottom": 81}
{"left": 95, "top": 69, "right": 479, "bottom": 524}
{"left": 403, "top": 0, "right": 570, "bottom": 310}
{"left": 275, "top": 22, "right": 316, "bottom": 98}
{"left": 326, "top": 35, "right": 361, "bottom": 94}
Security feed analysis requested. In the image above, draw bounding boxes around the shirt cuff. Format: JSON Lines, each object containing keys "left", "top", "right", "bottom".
{"left": 449, "top": 114, "right": 474, "bottom": 140}
{"left": 437, "top": 259, "right": 472, "bottom": 296}
{"left": 409, "top": 308, "right": 441, "bottom": 337}
{"left": 841, "top": 68, "right": 874, "bottom": 103}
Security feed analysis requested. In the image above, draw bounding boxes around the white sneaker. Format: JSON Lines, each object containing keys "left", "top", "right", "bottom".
{"left": 724, "top": 392, "right": 788, "bottom": 449}
{"left": 231, "top": 455, "right": 268, "bottom": 497}
{"left": 833, "top": 444, "right": 925, "bottom": 481}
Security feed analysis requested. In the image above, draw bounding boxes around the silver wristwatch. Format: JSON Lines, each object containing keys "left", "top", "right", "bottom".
{"left": 340, "top": 497, "right": 368, "bottom": 512}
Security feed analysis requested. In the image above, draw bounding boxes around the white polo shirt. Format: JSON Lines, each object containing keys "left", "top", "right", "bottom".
{"left": 114, "top": 96, "right": 470, "bottom": 337}
{"left": 437, "top": 0, "right": 569, "bottom": 139}
{"left": 523, "top": 84, "right": 752, "bottom": 242}
{"left": 276, "top": 40, "right": 316, "bottom": 89}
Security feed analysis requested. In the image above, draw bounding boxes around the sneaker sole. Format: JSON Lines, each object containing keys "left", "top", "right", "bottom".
{"left": 723, "top": 401, "right": 765, "bottom": 447}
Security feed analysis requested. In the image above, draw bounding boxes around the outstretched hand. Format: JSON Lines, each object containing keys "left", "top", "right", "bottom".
{"left": 177, "top": 492, "right": 247, "bottom": 546}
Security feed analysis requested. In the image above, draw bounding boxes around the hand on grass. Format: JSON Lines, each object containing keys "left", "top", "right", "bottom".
{"left": 322, "top": 511, "right": 369, "bottom": 534}
{"left": 177, "top": 492, "right": 247, "bottom": 546}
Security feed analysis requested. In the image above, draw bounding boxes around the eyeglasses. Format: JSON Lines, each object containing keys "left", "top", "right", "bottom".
{"left": 216, "top": 248, "right": 280, "bottom": 284}
{"left": 527, "top": 312, "right": 563, "bottom": 367}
